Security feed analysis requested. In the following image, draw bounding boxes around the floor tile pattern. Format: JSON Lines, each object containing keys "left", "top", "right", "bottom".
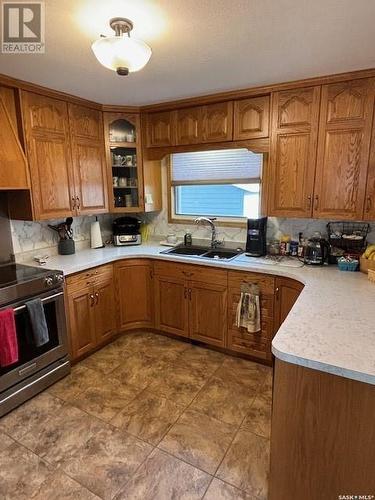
{"left": 0, "top": 331, "right": 272, "bottom": 499}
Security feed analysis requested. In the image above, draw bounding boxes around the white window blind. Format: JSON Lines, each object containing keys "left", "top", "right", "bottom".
{"left": 171, "top": 149, "right": 262, "bottom": 185}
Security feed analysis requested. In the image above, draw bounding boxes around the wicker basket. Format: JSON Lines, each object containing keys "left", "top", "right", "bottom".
{"left": 360, "top": 256, "right": 375, "bottom": 274}
{"left": 368, "top": 269, "right": 375, "bottom": 284}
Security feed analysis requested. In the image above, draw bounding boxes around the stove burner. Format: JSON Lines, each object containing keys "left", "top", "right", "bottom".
{"left": 0, "top": 264, "right": 64, "bottom": 308}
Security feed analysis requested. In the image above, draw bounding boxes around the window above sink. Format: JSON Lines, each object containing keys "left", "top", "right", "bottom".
{"left": 168, "top": 149, "right": 263, "bottom": 226}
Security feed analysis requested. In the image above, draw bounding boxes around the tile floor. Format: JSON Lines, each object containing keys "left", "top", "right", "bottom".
{"left": 0, "top": 331, "right": 272, "bottom": 500}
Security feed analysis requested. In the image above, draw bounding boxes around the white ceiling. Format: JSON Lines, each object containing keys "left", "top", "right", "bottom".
{"left": 0, "top": 0, "right": 374, "bottom": 106}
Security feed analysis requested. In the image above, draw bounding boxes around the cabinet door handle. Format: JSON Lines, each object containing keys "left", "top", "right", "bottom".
{"left": 149, "top": 269, "right": 153, "bottom": 280}
{"left": 71, "top": 196, "right": 76, "bottom": 210}
{"left": 184, "top": 288, "right": 188, "bottom": 299}
{"left": 188, "top": 288, "right": 192, "bottom": 301}
{"left": 307, "top": 195, "right": 312, "bottom": 210}
{"left": 89, "top": 294, "right": 95, "bottom": 307}
{"left": 95, "top": 292, "right": 99, "bottom": 305}
{"left": 275, "top": 287, "right": 280, "bottom": 301}
{"left": 183, "top": 271, "right": 193, "bottom": 277}
{"left": 366, "top": 196, "right": 372, "bottom": 213}
{"left": 76, "top": 196, "right": 81, "bottom": 210}
{"left": 314, "top": 195, "right": 319, "bottom": 211}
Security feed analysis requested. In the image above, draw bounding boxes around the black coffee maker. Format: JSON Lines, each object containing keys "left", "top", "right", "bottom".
{"left": 246, "top": 217, "right": 267, "bottom": 257}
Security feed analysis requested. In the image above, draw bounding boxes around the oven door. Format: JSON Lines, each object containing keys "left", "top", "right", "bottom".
{"left": 0, "top": 288, "right": 69, "bottom": 392}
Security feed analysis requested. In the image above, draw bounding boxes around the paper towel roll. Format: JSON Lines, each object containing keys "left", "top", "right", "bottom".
{"left": 90, "top": 220, "right": 103, "bottom": 249}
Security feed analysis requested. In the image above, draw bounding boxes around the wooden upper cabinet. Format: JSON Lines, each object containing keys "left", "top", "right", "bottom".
{"left": 69, "top": 104, "right": 108, "bottom": 215}
{"left": 314, "top": 78, "right": 375, "bottom": 219}
{"left": 364, "top": 105, "right": 375, "bottom": 219}
{"left": 175, "top": 106, "right": 202, "bottom": 145}
{"left": 202, "top": 101, "right": 233, "bottom": 143}
{"left": 145, "top": 111, "right": 176, "bottom": 147}
{"left": 268, "top": 86, "right": 321, "bottom": 217}
{"left": 0, "top": 96, "right": 29, "bottom": 189}
{"left": 21, "top": 91, "right": 75, "bottom": 220}
{"left": 68, "top": 104, "right": 102, "bottom": 141}
{"left": 233, "top": 96, "right": 270, "bottom": 140}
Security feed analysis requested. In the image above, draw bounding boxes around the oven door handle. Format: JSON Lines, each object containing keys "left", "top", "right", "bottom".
{"left": 12, "top": 291, "right": 64, "bottom": 313}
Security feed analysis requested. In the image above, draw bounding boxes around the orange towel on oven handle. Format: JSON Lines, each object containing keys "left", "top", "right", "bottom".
{"left": 0, "top": 308, "right": 19, "bottom": 367}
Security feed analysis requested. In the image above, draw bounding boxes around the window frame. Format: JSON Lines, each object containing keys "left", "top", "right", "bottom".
{"left": 167, "top": 150, "right": 267, "bottom": 227}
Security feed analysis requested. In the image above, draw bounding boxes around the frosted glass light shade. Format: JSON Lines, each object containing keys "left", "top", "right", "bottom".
{"left": 92, "top": 35, "right": 152, "bottom": 73}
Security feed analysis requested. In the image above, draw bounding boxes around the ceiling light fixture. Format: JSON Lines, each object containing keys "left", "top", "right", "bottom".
{"left": 91, "top": 17, "right": 152, "bottom": 76}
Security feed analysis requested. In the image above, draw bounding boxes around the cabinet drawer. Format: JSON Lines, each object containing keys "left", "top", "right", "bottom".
{"left": 66, "top": 264, "right": 113, "bottom": 290}
{"left": 154, "top": 261, "right": 227, "bottom": 285}
{"left": 228, "top": 271, "right": 275, "bottom": 295}
{"left": 228, "top": 329, "right": 271, "bottom": 361}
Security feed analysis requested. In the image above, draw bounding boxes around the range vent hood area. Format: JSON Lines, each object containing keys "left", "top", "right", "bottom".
{"left": 0, "top": 95, "right": 29, "bottom": 190}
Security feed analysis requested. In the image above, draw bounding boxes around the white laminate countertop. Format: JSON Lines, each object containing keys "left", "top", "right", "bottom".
{"left": 30, "top": 242, "right": 375, "bottom": 386}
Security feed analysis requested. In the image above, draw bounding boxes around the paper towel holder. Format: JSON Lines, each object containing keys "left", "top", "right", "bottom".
{"left": 90, "top": 216, "right": 104, "bottom": 249}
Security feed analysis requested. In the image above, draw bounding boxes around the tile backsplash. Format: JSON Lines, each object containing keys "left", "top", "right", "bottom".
{"left": 11, "top": 214, "right": 113, "bottom": 260}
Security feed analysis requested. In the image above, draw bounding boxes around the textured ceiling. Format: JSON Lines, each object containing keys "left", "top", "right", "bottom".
{"left": 0, "top": 0, "right": 374, "bottom": 105}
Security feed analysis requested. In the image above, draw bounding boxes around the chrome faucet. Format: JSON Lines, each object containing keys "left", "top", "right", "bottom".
{"left": 194, "top": 217, "right": 222, "bottom": 248}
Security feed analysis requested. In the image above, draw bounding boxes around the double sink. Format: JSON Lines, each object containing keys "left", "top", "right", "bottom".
{"left": 160, "top": 245, "right": 243, "bottom": 261}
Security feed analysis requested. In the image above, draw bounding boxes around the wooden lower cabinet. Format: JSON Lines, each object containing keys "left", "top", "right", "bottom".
{"left": 274, "top": 277, "right": 304, "bottom": 331}
{"left": 270, "top": 359, "right": 375, "bottom": 499}
{"left": 189, "top": 281, "right": 227, "bottom": 347}
{"left": 66, "top": 264, "right": 116, "bottom": 360}
{"left": 115, "top": 260, "right": 154, "bottom": 331}
{"left": 94, "top": 278, "right": 117, "bottom": 345}
{"left": 154, "top": 262, "right": 227, "bottom": 346}
{"left": 154, "top": 274, "right": 189, "bottom": 337}
{"left": 227, "top": 271, "right": 275, "bottom": 361}
{"left": 66, "top": 259, "right": 304, "bottom": 363}
{"left": 67, "top": 285, "right": 96, "bottom": 359}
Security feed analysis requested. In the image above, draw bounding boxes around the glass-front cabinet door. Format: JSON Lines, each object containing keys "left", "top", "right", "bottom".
{"left": 104, "top": 112, "right": 144, "bottom": 212}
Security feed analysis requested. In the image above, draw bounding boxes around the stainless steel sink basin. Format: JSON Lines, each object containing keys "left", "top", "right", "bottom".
{"left": 160, "top": 245, "right": 243, "bottom": 260}
{"left": 161, "top": 245, "right": 209, "bottom": 256}
{"left": 202, "top": 249, "right": 242, "bottom": 260}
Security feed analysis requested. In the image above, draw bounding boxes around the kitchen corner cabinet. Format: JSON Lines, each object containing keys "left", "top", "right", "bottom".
{"left": 314, "top": 78, "right": 375, "bottom": 219}
{"left": 274, "top": 277, "right": 304, "bottom": 332}
{"left": 268, "top": 86, "right": 321, "bottom": 217}
{"left": 233, "top": 96, "right": 270, "bottom": 140}
{"left": 21, "top": 91, "right": 108, "bottom": 220}
{"left": 104, "top": 112, "right": 145, "bottom": 213}
{"left": 115, "top": 260, "right": 154, "bottom": 331}
{"left": 66, "top": 265, "right": 116, "bottom": 360}
{"left": 154, "top": 262, "right": 227, "bottom": 347}
{"left": 227, "top": 271, "right": 275, "bottom": 361}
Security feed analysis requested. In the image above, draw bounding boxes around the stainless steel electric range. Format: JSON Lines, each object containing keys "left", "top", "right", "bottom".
{"left": 0, "top": 263, "right": 70, "bottom": 417}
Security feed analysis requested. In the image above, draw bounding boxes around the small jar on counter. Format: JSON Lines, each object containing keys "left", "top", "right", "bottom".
{"left": 268, "top": 240, "right": 280, "bottom": 255}
{"left": 290, "top": 240, "right": 299, "bottom": 256}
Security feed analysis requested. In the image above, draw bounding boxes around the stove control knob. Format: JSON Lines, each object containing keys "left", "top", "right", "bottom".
{"left": 44, "top": 276, "right": 54, "bottom": 287}
{"left": 54, "top": 274, "right": 64, "bottom": 283}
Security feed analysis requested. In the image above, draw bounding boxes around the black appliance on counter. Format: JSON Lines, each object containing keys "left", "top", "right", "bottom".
{"left": 113, "top": 216, "right": 142, "bottom": 246}
{"left": 246, "top": 217, "right": 267, "bottom": 256}
{"left": 304, "top": 234, "right": 330, "bottom": 265}
{"left": 0, "top": 264, "right": 70, "bottom": 417}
